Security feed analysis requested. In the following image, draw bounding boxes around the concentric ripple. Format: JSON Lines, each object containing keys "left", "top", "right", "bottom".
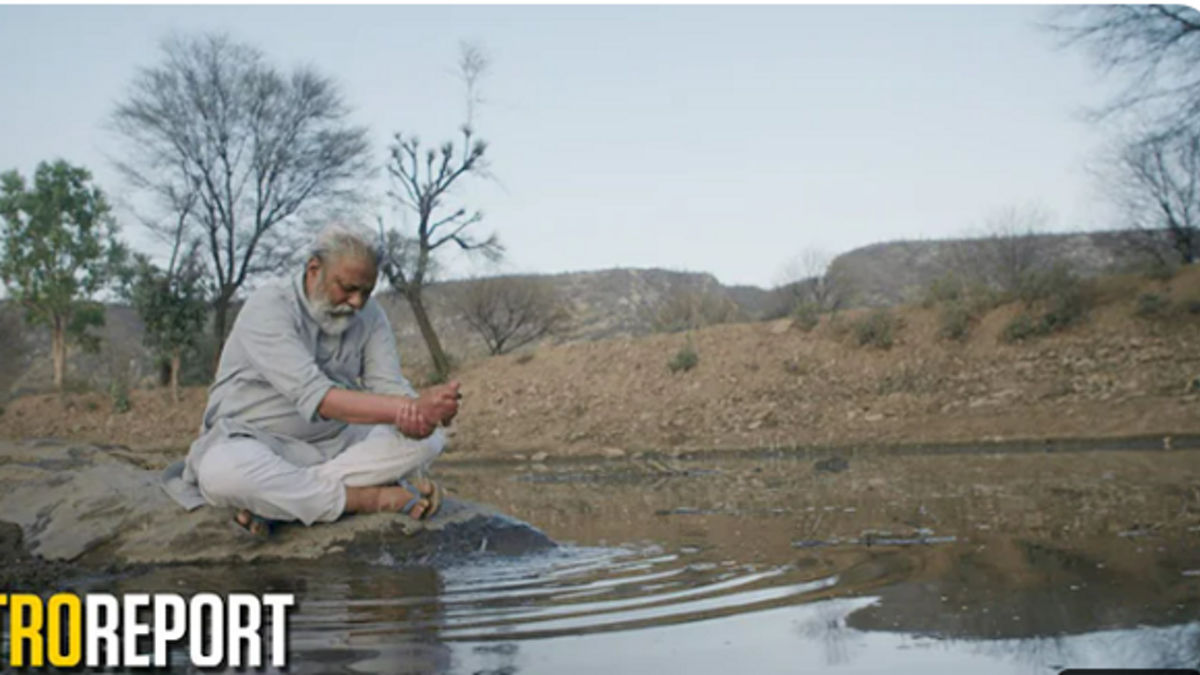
{"left": 290, "top": 544, "right": 841, "bottom": 647}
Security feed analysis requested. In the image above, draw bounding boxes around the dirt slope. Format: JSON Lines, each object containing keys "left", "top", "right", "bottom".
{"left": 2, "top": 268, "right": 1198, "bottom": 459}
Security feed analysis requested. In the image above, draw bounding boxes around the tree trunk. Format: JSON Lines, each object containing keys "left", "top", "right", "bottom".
{"left": 405, "top": 290, "right": 451, "bottom": 379}
{"left": 170, "top": 349, "right": 182, "bottom": 403}
{"left": 51, "top": 316, "right": 65, "bottom": 391}
{"left": 211, "top": 296, "right": 230, "bottom": 373}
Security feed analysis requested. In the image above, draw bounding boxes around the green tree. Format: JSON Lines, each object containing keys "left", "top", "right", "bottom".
{"left": 123, "top": 249, "right": 208, "bottom": 402}
{"left": 0, "top": 160, "right": 126, "bottom": 390}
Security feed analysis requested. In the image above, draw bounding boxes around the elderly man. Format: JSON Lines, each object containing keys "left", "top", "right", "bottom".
{"left": 162, "top": 224, "right": 459, "bottom": 534}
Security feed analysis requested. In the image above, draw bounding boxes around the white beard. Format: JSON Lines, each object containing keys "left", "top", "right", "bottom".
{"left": 309, "top": 292, "right": 358, "bottom": 336}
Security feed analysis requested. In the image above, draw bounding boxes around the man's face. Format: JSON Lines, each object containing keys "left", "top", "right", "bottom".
{"left": 307, "top": 254, "right": 377, "bottom": 334}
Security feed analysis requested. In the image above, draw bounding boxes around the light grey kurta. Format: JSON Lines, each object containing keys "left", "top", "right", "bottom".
{"left": 162, "top": 271, "right": 418, "bottom": 510}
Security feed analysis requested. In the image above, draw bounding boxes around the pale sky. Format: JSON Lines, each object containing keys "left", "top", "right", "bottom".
{"left": 0, "top": 4, "right": 1122, "bottom": 288}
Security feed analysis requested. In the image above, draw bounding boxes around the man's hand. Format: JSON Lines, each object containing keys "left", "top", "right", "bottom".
{"left": 417, "top": 381, "right": 461, "bottom": 427}
{"left": 393, "top": 381, "right": 461, "bottom": 439}
{"left": 393, "top": 398, "right": 437, "bottom": 439}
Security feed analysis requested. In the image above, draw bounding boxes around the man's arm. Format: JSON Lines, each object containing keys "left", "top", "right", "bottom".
{"left": 318, "top": 384, "right": 460, "bottom": 439}
{"left": 360, "top": 304, "right": 419, "bottom": 397}
{"left": 237, "top": 291, "right": 456, "bottom": 436}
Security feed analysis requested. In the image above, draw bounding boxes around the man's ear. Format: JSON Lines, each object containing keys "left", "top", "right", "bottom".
{"left": 306, "top": 256, "right": 322, "bottom": 276}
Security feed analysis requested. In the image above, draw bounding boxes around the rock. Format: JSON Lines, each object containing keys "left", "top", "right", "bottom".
{"left": 863, "top": 412, "right": 885, "bottom": 422}
{"left": 601, "top": 447, "right": 626, "bottom": 459}
{"left": 0, "top": 439, "right": 554, "bottom": 567}
{"left": 530, "top": 451, "right": 549, "bottom": 462}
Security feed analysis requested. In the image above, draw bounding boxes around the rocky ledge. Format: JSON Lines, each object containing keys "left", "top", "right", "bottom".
{"left": 0, "top": 439, "right": 554, "bottom": 571}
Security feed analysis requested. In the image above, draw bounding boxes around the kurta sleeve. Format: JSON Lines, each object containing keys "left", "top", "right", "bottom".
{"left": 361, "top": 303, "right": 418, "bottom": 398}
{"left": 238, "top": 291, "right": 336, "bottom": 422}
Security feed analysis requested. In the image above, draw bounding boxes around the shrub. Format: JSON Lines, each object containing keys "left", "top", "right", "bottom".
{"left": 651, "top": 287, "right": 741, "bottom": 333}
{"left": 668, "top": 343, "right": 699, "bottom": 373}
{"left": 109, "top": 380, "right": 131, "bottom": 414}
{"left": 1016, "top": 263, "right": 1079, "bottom": 305}
{"left": 1134, "top": 293, "right": 1171, "bottom": 318}
{"left": 1002, "top": 313, "right": 1042, "bottom": 342}
{"left": 922, "top": 273, "right": 963, "bottom": 308}
{"left": 792, "top": 301, "right": 820, "bottom": 332}
{"left": 923, "top": 274, "right": 1000, "bottom": 342}
{"left": 963, "top": 282, "right": 1005, "bottom": 315}
{"left": 1041, "top": 284, "right": 1089, "bottom": 333}
{"left": 939, "top": 302, "right": 973, "bottom": 341}
{"left": 853, "top": 309, "right": 897, "bottom": 349}
{"left": 999, "top": 263, "right": 1092, "bottom": 341}
{"left": 1188, "top": 298, "right": 1200, "bottom": 315}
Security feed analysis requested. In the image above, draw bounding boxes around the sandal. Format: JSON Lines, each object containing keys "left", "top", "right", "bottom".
{"left": 386, "top": 475, "right": 429, "bottom": 516}
{"left": 396, "top": 479, "right": 433, "bottom": 520}
{"left": 233, "top": 509, "right": 277, "bottom": 538}
{"left": 413, "top": 478, "right": 443, "bottom": 518}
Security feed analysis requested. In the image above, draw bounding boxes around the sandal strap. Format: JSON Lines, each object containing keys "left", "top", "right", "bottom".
{"left": 401, "top": 493, "right": 423, "bottom": 514}
{"left": 396, "top": 480, "right": 426, "bottom": 516}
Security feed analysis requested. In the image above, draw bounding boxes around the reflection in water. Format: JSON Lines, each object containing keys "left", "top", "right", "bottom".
{"left": 99, "top": 452, "right": 1199, "bottom": 673}
{"left": 104, "top": 538, "right": 1200, "bottom": 674}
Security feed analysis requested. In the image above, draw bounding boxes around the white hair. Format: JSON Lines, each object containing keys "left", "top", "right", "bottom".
{"left": 309, "top": 223, "right": 381, "bottom": 266}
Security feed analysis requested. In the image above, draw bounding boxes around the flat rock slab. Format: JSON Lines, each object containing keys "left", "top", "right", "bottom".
{"left": 0, "top": 439, "right": 554, "bottom": 566}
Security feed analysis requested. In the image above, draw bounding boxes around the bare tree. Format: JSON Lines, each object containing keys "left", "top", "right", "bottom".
{"left": 975, "top": 205, "right": 1050, "bottom": 294}
{"left": 772, "top": 248, "right": 853, "bottom": 317}
{"left": 455, "top": 276, "right": 569, "bottom": 355}
{"left": 1106, "top": 130, "right": 1200, "bottom": 266}
{"left": 650, "top": 286, "right": 742, "bottom": 333}
{"left": 111, "top": 32, "right": 371, "bottom": 356}
{"left": 1051, "top": 5, "right": 1200, "bottom": 135}
{"left": 379, "top": 42, "right": 501, "bottom": 379}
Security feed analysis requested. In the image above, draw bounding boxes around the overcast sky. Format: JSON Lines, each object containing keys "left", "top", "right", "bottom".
{"left": 0, "top": 4, "right": 1122, "bottom": 288}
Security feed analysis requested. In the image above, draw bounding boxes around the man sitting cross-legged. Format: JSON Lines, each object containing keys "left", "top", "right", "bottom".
{"left": 161, "top": 223, "right": 460, "bottom": 534}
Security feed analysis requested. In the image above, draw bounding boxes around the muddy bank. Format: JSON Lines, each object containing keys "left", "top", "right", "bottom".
{"left": 438, "top": 445, "right": 1200, "bottom": 561}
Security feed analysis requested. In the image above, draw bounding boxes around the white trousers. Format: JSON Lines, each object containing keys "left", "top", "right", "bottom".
{"left": 193, "top": 425, "right": 445, "bottom": 526}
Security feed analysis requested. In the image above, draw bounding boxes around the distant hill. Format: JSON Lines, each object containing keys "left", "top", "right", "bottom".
{"left": 830, "top": 230, "right": 1160, "bottom": 307}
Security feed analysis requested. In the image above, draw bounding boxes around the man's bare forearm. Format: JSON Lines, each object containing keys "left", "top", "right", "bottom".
{"left": 317, "top": 388, "right": 412, "bottom": 425}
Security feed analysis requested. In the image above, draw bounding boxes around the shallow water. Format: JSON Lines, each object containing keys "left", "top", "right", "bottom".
{"left": 105, "top": 451, "right": 1200, "bottom": 673}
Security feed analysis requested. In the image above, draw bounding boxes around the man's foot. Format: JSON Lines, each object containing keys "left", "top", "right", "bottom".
{"left": 345, "top": 485, "right": 431, "bottom": 520}
{"left": 233, "top": 509, "right": 275, "bottom": 538}
{"left": 406, "top": 477, "right": 443, "bottom": 518}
